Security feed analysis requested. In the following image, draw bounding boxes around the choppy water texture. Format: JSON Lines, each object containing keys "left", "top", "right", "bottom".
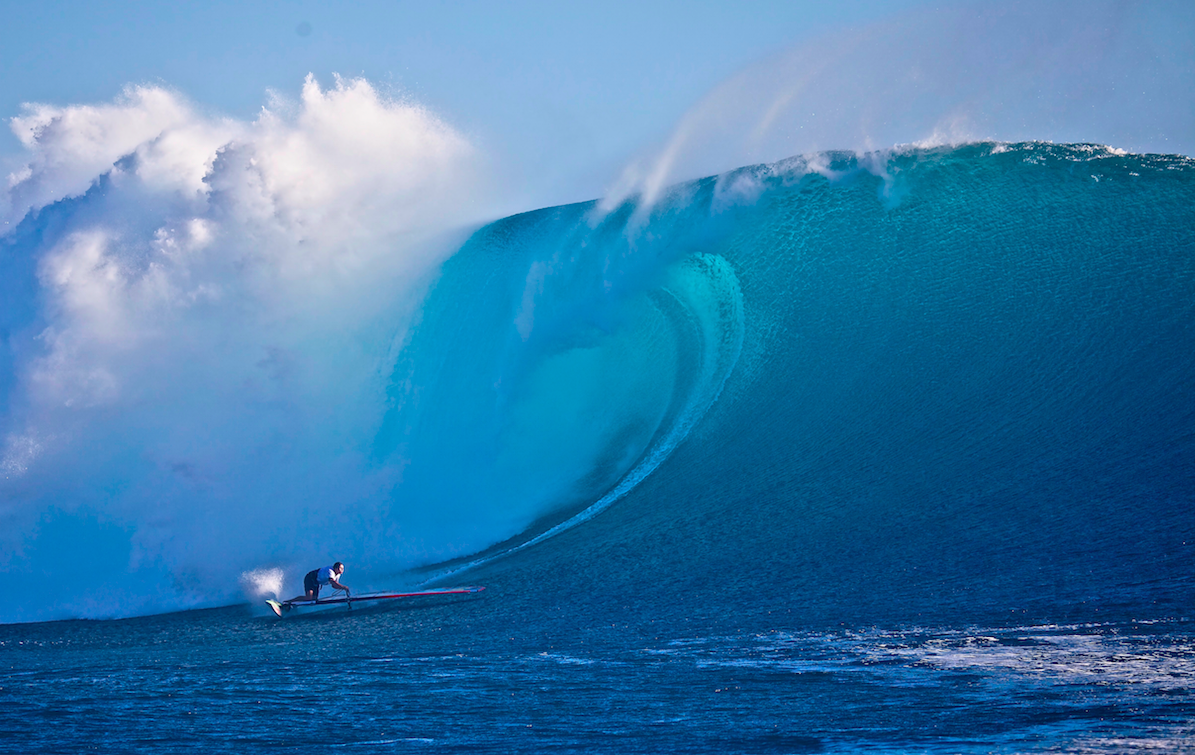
{"left": 3, "top": 609, "right": 1193, "bottom": 753}
{"left": 3, "top": 142, "right": 1194, "bottom": 751}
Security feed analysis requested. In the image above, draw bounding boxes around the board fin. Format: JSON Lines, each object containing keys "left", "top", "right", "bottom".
{"left": 265, "top": 599, "right": 284, "bottom": 618}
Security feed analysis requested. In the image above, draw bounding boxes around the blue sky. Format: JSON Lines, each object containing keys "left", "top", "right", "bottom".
{"left": 0, "top": 0, "right": 940, "bottom": 206}
{"left": 1, "top": 1, "right": 1192, "bottom": 210}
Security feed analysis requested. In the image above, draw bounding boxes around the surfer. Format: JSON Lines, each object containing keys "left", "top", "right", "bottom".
{"left": 289, "top": 562, "right": 351, "bottom": 602}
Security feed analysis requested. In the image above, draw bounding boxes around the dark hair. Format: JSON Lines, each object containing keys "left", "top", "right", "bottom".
{"left": 333, "top": 561, "right": 344, "bottom": 571}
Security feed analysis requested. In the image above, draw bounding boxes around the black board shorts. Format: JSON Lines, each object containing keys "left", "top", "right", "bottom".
{"left": 303, "top": 569, "right": 320, "bottom": 598}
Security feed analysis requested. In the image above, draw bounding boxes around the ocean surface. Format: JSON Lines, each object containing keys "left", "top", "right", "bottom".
{"left": 2, "top": 142, "right": 1194, "bottom": 752}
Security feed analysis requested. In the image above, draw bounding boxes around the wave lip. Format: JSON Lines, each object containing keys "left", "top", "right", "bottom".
{"left": 605, "top": 0, "right": 1195, "bottom": 210}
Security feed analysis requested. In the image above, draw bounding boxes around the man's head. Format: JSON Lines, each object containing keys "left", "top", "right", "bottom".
{"left": 333, "top": 561, "right": 345, "bottom": 575}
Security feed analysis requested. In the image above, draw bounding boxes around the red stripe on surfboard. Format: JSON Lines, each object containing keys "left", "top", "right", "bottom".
{"left": 285, "top": 586, "right": 484, "bottom": 606}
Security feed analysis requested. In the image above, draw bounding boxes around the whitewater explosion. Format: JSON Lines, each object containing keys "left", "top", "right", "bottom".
{"left": 0, "top": 75, "right": 490, "bottom": 620}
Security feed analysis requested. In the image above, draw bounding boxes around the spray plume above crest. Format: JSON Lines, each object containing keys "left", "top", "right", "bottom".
{"left": 606, "top": 0, "right": 1195, "bottom": 209}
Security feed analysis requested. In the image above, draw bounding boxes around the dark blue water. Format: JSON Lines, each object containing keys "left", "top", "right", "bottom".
{"left": 3, "top": 604, "right": 1193, "bottom": 752}
{"left": 3, "top": 143, "right": 1194, "bottom": 752}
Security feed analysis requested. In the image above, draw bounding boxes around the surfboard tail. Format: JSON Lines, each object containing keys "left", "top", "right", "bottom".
{"left": 265, "top": 599, "right": 283, "bottom": 618}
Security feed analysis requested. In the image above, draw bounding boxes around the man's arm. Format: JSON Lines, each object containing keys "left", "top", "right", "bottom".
{"left": 330, "top": 578, "right": 350, "bottom": 595}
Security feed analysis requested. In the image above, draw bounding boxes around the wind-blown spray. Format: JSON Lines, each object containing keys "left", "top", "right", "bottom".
{"left": 0, "top": 75, "right": 487, "bottom": 621}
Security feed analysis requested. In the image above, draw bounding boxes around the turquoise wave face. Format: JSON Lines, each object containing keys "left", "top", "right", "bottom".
{"left": 387, "top": 142, "right": 1195, "bottom": 625}
{"left": 373, "top": 198, "right": 746, "bottom": 562}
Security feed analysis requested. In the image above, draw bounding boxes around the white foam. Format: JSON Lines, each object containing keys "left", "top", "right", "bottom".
{"left": 239, "top": 567, "right": 285, "bottom": 600}
{"left": 0, "top": 75, "right": 490, "bottom": 621}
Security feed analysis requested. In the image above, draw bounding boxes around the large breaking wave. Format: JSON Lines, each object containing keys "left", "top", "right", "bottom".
{"left": 2, "top": 1, "right": 1193, "bottom": 624}
{"left": 451, "top": 143, "right": 1195, "bottom": 629}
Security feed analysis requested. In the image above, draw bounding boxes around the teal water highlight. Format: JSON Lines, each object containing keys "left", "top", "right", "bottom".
{"left": 389, "top": 142, "right": 1193, "bottom": 628}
